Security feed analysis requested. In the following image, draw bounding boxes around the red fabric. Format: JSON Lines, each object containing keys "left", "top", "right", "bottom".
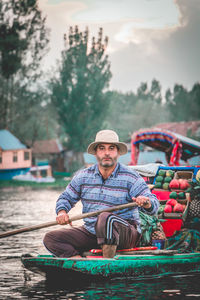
{"left": 86, "top": 256, "right": 103, "bottom": 259}
{"left": 152, "top": 190, "right": 170, "bottom": 201}
{"left": 130, "top": 140, "right": 139, "bottom": 165}
{"left": 90, "top": 246, "right": 157, "bottom": 253}
{"left": 169, "top": 140, "right": 182, "bottom": 166}
{"left": 161, "top": 219, "right": 183, "bottom": 237}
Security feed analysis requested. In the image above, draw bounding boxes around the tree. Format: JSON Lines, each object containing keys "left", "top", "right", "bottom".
{"left": 0, "top": 0, "right": 49, "bottom": 141}
{"left": 104, "top": 79, "right": 167, "bottom": 143}
{"left": 137, "top": 79, "right": 162, "bottom": 104}
{"left": 104, "top": 90, "right": 138, "bottom": 141}
{"left": 0, "top": 0, "right": 48, "bottom": 79}
{"left": 150, "top": 79, "right": 162, "bottom": 104}
{"left": 188, "top": 83, "right": 200, "bottom": 121}
{"left": 51, "top": 26, "right": 112, "bottom": 155}
{"left": 11, "top": 86, "right": 58, "bottom": 145}
{"left": 134, "top": 79, "right": 167, "bottom": 128}
{"left": 165, "top": 83, "right": 200, "bottom": 122}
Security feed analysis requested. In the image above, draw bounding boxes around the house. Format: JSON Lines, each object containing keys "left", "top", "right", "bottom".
{"left": 31, "top": 139, "right": 64, "bottom": 172}
{"left": 0, "top": 129, "right": 32, "bottom": 180}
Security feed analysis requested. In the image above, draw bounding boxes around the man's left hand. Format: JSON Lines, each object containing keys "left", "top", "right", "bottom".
{"left": 132, "top": 196, "right": 151, "bottom": 209}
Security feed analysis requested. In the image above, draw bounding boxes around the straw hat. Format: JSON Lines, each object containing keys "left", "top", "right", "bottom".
{"left": 87, "top": 130, "right": 128, "bottom": 155}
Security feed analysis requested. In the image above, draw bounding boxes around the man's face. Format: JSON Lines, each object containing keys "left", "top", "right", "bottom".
{"left": 95, "top": 143, "right": 119, "bottom": 168}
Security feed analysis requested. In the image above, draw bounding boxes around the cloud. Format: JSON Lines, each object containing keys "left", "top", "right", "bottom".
{"left": 109, "top": 0, "right": 200, "bottom": 93}
{"left": 38, "top": 0, "right": 200, "bottom": 94}
{"left": 38, "top": 0, "right": 89, "bottom": 67}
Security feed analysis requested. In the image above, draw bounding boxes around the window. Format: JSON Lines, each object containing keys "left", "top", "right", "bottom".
{"left": 41, "top": 170, "right": 47, "bottom": 177}
{"left": 13, "top": 152, "right": 18, "bottom": 162}
{"left": 0, "top": 152, "right": 2, "bottom": 164}
{"left": 24, "top": 151, "right": 30, "bottom": 160}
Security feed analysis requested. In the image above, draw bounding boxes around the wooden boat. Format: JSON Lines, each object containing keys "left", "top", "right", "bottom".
{"left": 21, "top": 250, "right": 200, "bottom": 281}
{"left": 21, "top": 163, "right": 200, "bottom": 282}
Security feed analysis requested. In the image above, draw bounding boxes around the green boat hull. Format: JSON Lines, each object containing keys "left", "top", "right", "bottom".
{"left": 21, "top": 251, "right": 200, "bottom": 281}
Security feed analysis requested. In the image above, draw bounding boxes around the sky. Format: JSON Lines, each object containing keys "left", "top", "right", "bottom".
{"left": 38, "top": 0, "right": 200, "bottom": 95}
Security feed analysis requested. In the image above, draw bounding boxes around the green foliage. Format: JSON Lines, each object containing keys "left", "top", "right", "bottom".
{"left": 137, "top": 79, "right": 162, "bottom": 104}
{"left": 102, "top": 90, "right": 138, "bottom": 141}
{"left": 0, "top": 0, "right": 51, "bottom": 143}
{"left": 165, "top": 83, "right": 200, "bottom": 122}
{"left": 0, "top": 0, "right": 48, "bottom": 79}
{"left": 10, "top": 88, "right": 58, "bottom": 145}
{"left": 104, "top": 79, "right": 169, "bottom": 142}
{"left": 105, "top": 78, "right": 199, "bottom": 144}
{"left": 51, "top": 26, "right": 112, "bottom": 152}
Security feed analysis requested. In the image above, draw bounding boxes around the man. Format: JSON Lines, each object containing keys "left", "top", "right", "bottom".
{"left": 43, "top": 130, "right": 159, "bottom": 258}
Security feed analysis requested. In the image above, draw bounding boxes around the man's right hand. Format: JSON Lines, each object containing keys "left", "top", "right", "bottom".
{"left": 56, "top": 210, "right": 71, "bottom": 225}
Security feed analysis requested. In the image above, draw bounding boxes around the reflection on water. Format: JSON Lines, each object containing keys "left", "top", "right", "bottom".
{"left": 0, "top": 190, "right": 200, "bottom": 299}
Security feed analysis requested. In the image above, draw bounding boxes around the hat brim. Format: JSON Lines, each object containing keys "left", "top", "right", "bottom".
{"left": 87, "top": 141, "right": 128, "bottom": 155}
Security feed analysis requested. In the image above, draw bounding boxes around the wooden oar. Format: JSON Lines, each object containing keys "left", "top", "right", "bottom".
{"left": 0, "top": 202, "right": 138, "bottom": 239}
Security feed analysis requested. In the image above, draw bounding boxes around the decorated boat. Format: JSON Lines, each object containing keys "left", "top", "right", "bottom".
{"left": 130, "top": 127, "right": 200, "bottom": 166}
{"left": 21, "top": 164, "right": 200, "bottom": 281}
{"left": 21, "top": 250, "right": 200, "bottom": 281}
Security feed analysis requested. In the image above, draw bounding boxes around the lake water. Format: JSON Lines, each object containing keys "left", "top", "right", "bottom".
{"left": 0, "top": 189, "right": 200, "bottom": 299}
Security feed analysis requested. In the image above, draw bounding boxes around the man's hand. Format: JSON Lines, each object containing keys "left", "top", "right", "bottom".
{"left": 132, "top": 196, "right": 151, "bottom": 209}
{"left": 56, "top": 210, "right": 72, "bottom": 225}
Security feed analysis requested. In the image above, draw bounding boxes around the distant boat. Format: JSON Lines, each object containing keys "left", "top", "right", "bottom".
{"left": 13, "top": 165, "right": 55, "bottom": 183}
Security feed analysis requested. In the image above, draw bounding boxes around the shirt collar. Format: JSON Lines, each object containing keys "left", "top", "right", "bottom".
{"left": 94, "top": 162, "right": 120, "bottom": 178}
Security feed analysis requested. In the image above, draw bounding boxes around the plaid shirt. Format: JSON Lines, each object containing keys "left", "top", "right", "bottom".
{"left": 56, "top": 163, "right": 159, "bottom": 234}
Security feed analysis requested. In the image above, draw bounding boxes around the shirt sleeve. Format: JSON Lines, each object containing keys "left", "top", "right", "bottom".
{"left": 56, "top": 174, "right": 81, "bottom": 214}
{"left": 129, "top": 174, "right": 160, "bottom": 215}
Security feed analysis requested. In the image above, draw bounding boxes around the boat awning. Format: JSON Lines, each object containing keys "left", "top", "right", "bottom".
{"left": 130, "top": 127, "right": 200, "bottom": 166}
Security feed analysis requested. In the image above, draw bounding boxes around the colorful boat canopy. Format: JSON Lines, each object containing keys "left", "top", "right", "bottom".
{"left": 130, "top": 128, "right": 200, "bottom": 166}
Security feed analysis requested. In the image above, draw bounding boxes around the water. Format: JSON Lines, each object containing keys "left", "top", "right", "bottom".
{"left": 0, "top": 189, "right": 200, "bottom": 299}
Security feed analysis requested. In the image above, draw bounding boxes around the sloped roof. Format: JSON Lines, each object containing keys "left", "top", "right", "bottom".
{"left": 0, "top": 129, "right": 27, "bottom": 150}
{"left": 155, "top": 121, "right": 200, "bottom": 136}
{"left": 32, "top": 139, "right": 63, "bottom": 154}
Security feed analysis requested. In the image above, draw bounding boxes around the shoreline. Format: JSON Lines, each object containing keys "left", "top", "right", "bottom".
{"left": 0, "top": 178, "right": 70, "bottom": 192}
{"left": 0, "top": 186, "right": 65, "bottom": 192}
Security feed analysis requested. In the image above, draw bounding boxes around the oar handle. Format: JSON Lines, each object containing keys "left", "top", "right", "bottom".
{"left": 0, "top": 202, "right": 138, "bottom": 238}
{"left": 0, "top": 221, "right": 58, "bottom": 238}
{"left": 69, "top": 202, "right": 137, "bottom": 222}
